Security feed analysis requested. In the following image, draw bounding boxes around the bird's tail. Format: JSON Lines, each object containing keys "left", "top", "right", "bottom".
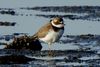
{"left": 30, "top": 33, "right": 38, "bottom": 40}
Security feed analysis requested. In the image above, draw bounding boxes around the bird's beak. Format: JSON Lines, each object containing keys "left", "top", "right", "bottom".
{"left": 61, "top": 24, "right": 65, "bottom": 27}
{"left": 62, "top": 23, "right": 65, "bottom": 26}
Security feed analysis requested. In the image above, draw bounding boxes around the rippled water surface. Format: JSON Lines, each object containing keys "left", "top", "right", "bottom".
{"left": 0, "top": 0, "right": 100, "bottom": 67}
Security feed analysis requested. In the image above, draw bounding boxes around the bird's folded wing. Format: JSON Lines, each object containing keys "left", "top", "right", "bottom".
{"left": 33, "top": 23, "right": 52, "bottom": 38}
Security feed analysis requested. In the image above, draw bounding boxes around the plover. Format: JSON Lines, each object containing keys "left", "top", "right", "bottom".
{"left": 33, "top": 17, "right": 65, "bottom": 50}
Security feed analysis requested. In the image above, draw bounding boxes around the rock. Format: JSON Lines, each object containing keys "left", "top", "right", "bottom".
{"left": 0, "top": 21, "right": 16, "bottom": 26}
{"left": 0, "top": 55, "right": 34, "bottom": 64}
{"left": 0, "top": 10, "right": 15, "bottom": 15}
{"left": 5, "top": 35, "right": 42, "bottom": 51}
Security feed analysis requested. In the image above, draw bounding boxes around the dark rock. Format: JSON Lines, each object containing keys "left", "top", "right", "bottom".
{"left": 0, "top": 55, "right": 34, "bottom": 64}
{"left": 0, "top": 21, "right": 16, "bottom": 26}
{"left": 13, "top": 33, "right": 27, "bottom": 36}
{"left": 11, "top": 22, "right": 16, "bottom": 26}
{"left": 0, "top": 10, "right": 15, "bottom": 15}
{"left": 4, "top": 35, "right": 14, "bottom": 41}
{"left": 79, "top": 34, "right": 94, "bottom": 39}
{"left": 5, "top": 35, "right": 42, "bottom": 51}
{"left": 27, "top": 6, "right": 100, "bottom": 13}
{"left": 26, "top": 39, "right": 42, "bottom": 50}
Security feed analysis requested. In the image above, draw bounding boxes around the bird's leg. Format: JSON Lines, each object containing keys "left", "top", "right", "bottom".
{"left": 48, "top": 43, "right": 53, "bottom": 57}
{"left": 48, "top": 43, "right": 51, "bottom": 51}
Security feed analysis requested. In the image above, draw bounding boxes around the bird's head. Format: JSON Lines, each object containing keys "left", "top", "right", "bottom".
{"left": 50, "top": 17, "right": 65, "bottom": 28}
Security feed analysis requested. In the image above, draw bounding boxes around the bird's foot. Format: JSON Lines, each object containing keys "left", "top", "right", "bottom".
{"left": 48, "top": 50, "right": 54, "bottom": 57}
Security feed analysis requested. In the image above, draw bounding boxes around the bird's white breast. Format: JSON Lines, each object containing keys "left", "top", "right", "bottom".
{"left": 39, "top": 29, "right": 64, "bottom": 44}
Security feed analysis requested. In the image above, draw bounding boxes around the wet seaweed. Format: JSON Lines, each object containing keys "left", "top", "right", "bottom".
{"left": 5, "top": 35, "right": 42, "bottom": 51}
{"left": 60, "top": 34, "right": 100, "bottom": 44}
{"left": 0, "top": 33, "right": 28, "bottom": 41}
{"left": 35, "top": 14, "right": 100, "bottom": 21}
{"left": 0, "top": 8, "right": 14, "bottom": 10}
{"left": 0, "top": 55, "right": 34, "bottom": 64}
{"left": 20, "top": 6, "right": 100, "bottom": 21}
{"left": 20, "top": 6, "right": 100, "bottom": 13}
{"left": 0, "top": 10, "right": 16, "bottom": 15}
{"left": 0, "top": 21, "right": 16, "bottom": 26}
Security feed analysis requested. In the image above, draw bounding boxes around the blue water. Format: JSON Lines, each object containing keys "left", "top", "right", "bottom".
{"left": 0, "top": 0, "right": 100, "bottom": 67}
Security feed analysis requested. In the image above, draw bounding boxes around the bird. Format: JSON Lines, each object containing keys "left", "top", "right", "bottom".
{"left": 32, "top": 17, "right": 65, "bottom": 51}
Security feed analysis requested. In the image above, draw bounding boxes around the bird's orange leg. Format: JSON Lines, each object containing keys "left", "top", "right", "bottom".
{"left": 48, "top": 43, "right": 54, "bottom": 57}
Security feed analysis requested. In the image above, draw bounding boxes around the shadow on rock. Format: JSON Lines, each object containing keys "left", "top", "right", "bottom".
{"left": 0, "top": 55, "right": 35, "bottom": 64}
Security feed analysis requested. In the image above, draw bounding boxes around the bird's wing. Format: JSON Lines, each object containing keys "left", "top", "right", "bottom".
{"left": 33, "top": 23, "right": 52, "bottom": 38}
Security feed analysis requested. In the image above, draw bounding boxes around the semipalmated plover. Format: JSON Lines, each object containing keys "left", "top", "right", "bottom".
{"left": 33, "top": 17, "right": 65, "bottom": 50}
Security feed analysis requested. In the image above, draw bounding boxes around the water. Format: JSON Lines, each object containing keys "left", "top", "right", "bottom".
{"left": 0, "top": 0, "right": 100, "bottom": 67}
